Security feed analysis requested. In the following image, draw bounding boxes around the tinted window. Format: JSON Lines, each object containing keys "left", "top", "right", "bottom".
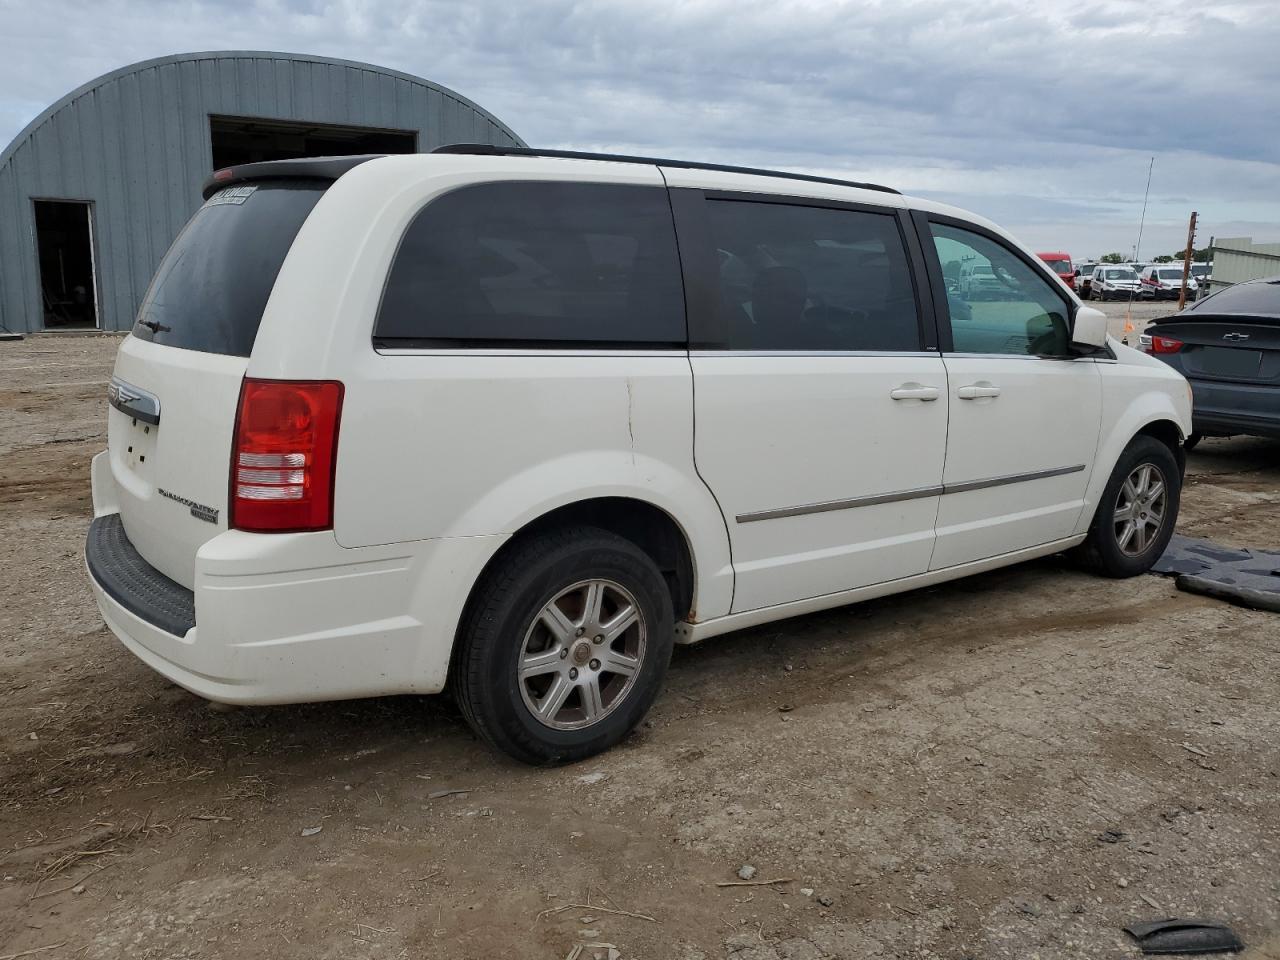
{"left": 931, "top": 222, "right": 1071, "bottom": 356}
{"left": 705, "top": 200, "right": 920, "bottom": 351}
{"left": 134, "top": 181, "right": 324, "bottom": 357}
{"left": 375, "top": 182, "right": 685, "bottom": 346}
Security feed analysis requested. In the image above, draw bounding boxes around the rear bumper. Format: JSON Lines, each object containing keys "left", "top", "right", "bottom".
{"left": 87, "top": 515, "right": 194, "bottom": 636}
{"left": 87, "top": 456, "right": 506, "bottom": 705}
{"left": 1188, "top": 380, "right": 1280, "bottom": 439}
{"left": 1192, "top": 410, "right": 1280, "bottom": 439}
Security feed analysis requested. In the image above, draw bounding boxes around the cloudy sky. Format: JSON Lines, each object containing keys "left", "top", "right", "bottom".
{"left": 3, "top": 0, "right": 1278, "bottom": 259}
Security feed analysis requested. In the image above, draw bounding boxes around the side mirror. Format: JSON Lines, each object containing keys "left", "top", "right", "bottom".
{"left": 1071, "top": 305, "right": 1108, "bottom": 349}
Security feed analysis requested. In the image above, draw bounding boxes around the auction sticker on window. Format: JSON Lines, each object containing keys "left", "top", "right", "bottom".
{"left": 205, "top": 185, "right": 257, "bottom": 207}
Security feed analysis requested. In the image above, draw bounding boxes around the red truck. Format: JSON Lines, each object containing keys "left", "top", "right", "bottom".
{"left": 1036, "top": 251, "right": 1075, "bottom": 290}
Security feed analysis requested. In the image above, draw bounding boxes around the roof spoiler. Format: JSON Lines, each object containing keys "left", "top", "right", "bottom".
{"left": 201, "top": 154, "right": 385, "bottom": 200}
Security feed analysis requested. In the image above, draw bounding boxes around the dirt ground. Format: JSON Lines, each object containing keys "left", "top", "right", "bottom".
{"left": 2, "top": 329, "right": 1278, "bottom": 960}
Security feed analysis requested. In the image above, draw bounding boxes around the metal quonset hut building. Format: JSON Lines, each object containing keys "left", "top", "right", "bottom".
{"left": 0, "top": 51, "right": 524, "bottom": 335}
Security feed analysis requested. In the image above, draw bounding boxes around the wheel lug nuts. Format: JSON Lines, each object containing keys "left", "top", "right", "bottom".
{"left": 576, "top": 627, "right": 584, "bottom": 637}
{"left": 559, "top": 648, "right": 568, "bottom": 659}
{"left": 593, "top": 635, "right": 604, "bottom": 644}
{"left": 590, "top": 658, "right": 600, "bottom": 670}
{"left": 569, "top": 668, "right": 578, "bottom": 680}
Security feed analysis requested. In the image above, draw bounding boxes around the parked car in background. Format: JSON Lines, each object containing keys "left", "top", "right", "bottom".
{"left": 1140, "top": 265, "right": 1198, "bottom": 301}
{"left": 85, "top": 146, "right": 1190, "bottom": 764}
{"left": 1076, "top": 262, "right": 1098, "bottom": 297}
{"left": 1141, "top": 276, "right": 1280, "bottom": 448}
{"left": 1191, "top": 263, "right": 1212, "bottom": 293}
{"left": 1090, "top": 265, "right": 1142, "bottom": 300}
{"left": 1037, "top": 251, "right": 1075, "bottom": 290}
{"left": 959, "top": 261, "right": 1005, "bottom": 299}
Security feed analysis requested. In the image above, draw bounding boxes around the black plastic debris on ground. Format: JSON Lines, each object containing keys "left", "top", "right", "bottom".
{"left": 1152, "top": 534, "right": 1280, "bottom": 613}
{"left": 1124, "top": 918, "right": 1244, "bottom": 955}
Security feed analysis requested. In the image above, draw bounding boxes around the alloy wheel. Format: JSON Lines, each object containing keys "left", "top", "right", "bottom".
{"left": 517, "top": 578, "right": 647, "bottom": 731}
{"left": 1113, "top": 462, "right": 1168, "bottom": 557}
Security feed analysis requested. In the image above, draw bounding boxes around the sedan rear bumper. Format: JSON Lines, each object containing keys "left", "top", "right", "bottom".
{"left": 1193, "top": 410, "right": 1280, "bottom": 439}
{"left": 1189, "top": 378, "right": 1280, "bottom": 439}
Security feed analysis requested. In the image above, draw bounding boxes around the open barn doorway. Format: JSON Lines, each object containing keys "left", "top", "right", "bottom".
{"left": 210, "top": 115, "right": 417, "bottom": 168}
{"left": 34, "top": 200, "right": 98, "bottom": 329}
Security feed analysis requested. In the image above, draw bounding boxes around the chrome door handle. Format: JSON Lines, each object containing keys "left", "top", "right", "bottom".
{"left": 889, "top": 383, "right": 940, "bottom": 401}
{"left": 957, "top": 382, "right": 1002, "bottom": 400}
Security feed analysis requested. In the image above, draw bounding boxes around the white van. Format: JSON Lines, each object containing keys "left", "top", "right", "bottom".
{"left": 87, "top": 146, "right": 1191, "bottom": 763}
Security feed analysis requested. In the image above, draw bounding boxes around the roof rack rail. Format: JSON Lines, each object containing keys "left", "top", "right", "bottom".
{"left": 431, "top": 143, "right": 900, "bottom": 196}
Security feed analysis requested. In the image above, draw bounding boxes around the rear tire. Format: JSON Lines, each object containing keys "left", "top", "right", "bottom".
{"left": 1076, "top": 436, "right": 1181, "bottom": 578}
{"left": 452, "top": 526, "right": 674, "bottom": 764}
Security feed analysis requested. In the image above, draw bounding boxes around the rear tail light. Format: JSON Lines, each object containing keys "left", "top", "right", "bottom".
{"left": 230, "top": 379, "right": 344, "bottom": 532}
{"left": 1150, "top": 335, "right": 1184, "bottom": 354}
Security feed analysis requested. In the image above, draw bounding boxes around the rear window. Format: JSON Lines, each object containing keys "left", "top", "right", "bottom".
{"left": 1188, "top": 278, "right": 1280, "bottom": 315}
{"left": 374, "top": 181, "right": 686, "bottom": 347}
{"left": 133, "top": 181, "right": 325, "bottom": 357}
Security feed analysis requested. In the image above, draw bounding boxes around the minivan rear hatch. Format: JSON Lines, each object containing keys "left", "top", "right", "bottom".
{"left": 108, "top": 175, "right": 331, "bottom": 589}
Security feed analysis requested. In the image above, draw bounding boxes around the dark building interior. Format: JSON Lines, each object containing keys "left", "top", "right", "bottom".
{"left": 34, "top": 200, "right": 97, "bottom": 328}
{"left": 209, "top": 115, "right": 417, "bottom": 168}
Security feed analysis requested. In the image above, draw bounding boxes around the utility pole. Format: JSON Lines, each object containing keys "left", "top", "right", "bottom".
{"left": 1178, "top": 211, "right": 1197, "bottom": 310}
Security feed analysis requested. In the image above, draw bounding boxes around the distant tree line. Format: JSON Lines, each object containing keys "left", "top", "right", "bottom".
{"left": 1097, "top": 247, "right": 1212, "bottom": 264}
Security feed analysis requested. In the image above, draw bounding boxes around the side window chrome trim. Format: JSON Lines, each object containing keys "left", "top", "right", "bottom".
{"left": 375, "top": 348, "right": 689, "bottom": 358}
{"left": 690, "top": 350, "right": 939, "bottom": 358}
{"left": 940, "top": 352, "right": 1088, "bottom": 362}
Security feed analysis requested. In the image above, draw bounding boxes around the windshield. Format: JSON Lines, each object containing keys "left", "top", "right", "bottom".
{"left": 1105, "top": 269, "right": 1136, "bottom": 280}
{"left": 1157, "top": 269, "right": 1186, "bottom": 280}
{"left": 1043, "top": 258, "right": 1072, "bottom": 273}
{"left": 133, "top": 181, "right": 326, "bottom": 357}
{"left": 971, "top": 264, "right": 994, "bottom": 276}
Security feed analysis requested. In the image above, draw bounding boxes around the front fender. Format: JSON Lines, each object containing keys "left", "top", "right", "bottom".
{"left": 1076, "top": 362, "right": 1192, "bottom": 534}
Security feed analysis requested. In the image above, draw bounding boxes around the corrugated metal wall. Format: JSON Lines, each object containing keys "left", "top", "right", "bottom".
{"left": 0, "top": 51, "right": 524, "bottom": 334}
{"left": 1209, "top": 237, "right": 1280, "bottom": 289}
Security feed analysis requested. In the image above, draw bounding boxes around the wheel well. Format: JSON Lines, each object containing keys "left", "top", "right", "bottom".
{"left": 484, "top": 498, "right": 696, "bottom": 622}
{"left": 1136, "top": 419, "right": 1186, "bottom": 472}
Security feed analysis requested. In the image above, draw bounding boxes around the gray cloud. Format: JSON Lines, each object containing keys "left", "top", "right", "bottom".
{"left": 2, "top": 0, "right": 1278, "bottom": 258}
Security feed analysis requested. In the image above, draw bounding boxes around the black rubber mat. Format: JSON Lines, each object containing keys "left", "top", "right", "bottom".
{"left": 1153, "top": 533, "right": 1280, "bottom": 613}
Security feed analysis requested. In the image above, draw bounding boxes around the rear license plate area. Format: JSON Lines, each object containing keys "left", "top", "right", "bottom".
{"left": 1194, "top": 347, "right": 1263, "bottom": 380}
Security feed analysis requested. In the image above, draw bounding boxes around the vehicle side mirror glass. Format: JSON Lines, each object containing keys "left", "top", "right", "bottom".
{"left": 1071, "top": 305, "right": 1108, "bottom": 350}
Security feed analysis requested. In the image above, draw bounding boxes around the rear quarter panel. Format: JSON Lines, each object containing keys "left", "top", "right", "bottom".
{"left": 244, "top": 155, "right": 735, "bottom": 623}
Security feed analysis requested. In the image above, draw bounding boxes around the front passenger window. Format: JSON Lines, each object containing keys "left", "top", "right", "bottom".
{"left": 930, "top": 223, "right": 1071, "bottom": 356}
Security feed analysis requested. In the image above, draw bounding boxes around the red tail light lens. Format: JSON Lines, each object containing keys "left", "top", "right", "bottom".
{"left": 230, "top": 379, "right": 344, "bottom": 532}
{"left": 1150, "top": 335, "right": 1184, "bottom": 354}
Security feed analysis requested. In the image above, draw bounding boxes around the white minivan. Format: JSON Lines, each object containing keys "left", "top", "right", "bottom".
{"left": 87, "top": 146, "right": 1191, "bottom": 763}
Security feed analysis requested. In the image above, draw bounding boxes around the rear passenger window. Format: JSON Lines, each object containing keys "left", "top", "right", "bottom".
{"left": 375, "top": 182, "right": 685, "bottom": 346}
{"left": 706, "top": 199, "right": 921, "bottom": 352}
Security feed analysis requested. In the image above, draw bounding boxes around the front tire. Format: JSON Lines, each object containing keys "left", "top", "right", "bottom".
{"left": 452, "top": 526, "right": 674, "bottom": 764}
{"left": 1077, "top": 436, "right": 1181, "bottom": 577}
